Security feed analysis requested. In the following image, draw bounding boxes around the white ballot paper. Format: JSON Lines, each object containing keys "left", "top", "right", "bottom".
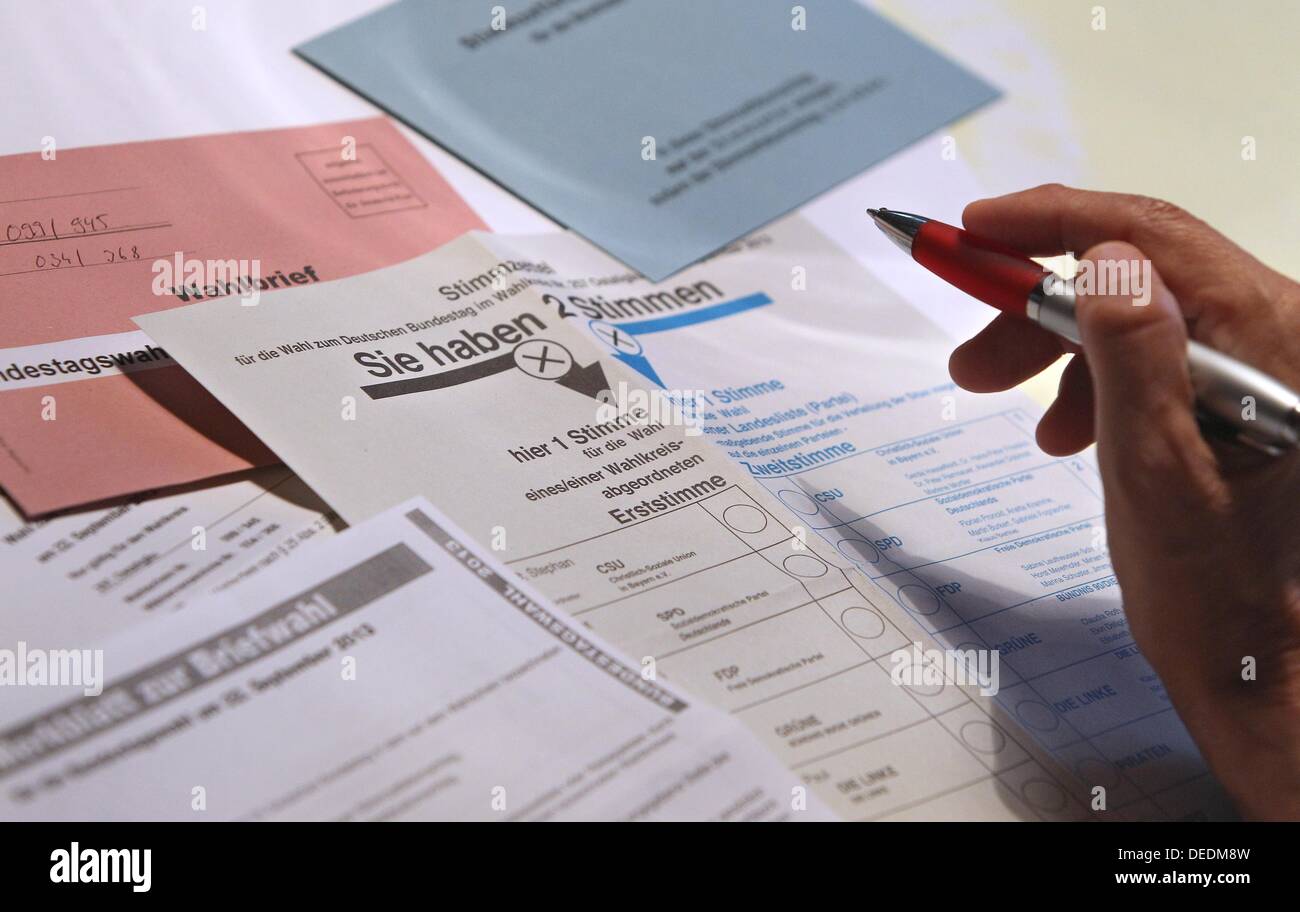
{"left": 1, "top": 467, "right": 341, "bottom": 646}
{"left": 136, "top": 218, "right": 1234, "bottom": 821}
{"left": 0, "top": 498, "right": 823, "bottom": 821}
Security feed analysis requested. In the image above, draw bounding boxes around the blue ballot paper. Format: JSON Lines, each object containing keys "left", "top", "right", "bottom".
{"left": 297, "top": 0, "right": 998, "bottom": 280}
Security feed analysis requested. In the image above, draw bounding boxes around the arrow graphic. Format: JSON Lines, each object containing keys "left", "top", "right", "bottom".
{"left": 612, "top": 351, "right": 664, "bottom": 388}
{"left": 589, "top": 293, "right": 774, "bottom": 389}
{"left": 555, "top": 359, "right": 612, "bottom": 402}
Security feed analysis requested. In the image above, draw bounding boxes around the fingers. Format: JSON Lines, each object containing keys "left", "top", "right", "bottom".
{"left": 950, "top": 324, "right": 1097, "bottom": 456}
{"left": 949, "top": 313, "right": 1091, "bottom": 454}
{"left": 949, "top": 312, "right": 1071, "bottom": 393}
{"left": 962, "top": 185, "right": 1257, "bottom": 318}
{"left": 1073, "top": 241, "right": 1226, "bottom": 511}
{"left": 963, "top": 184, "right": 1213, "bottom": 256}
{"left": 1036, "top": 354, "right": 1095, "bottom": 456}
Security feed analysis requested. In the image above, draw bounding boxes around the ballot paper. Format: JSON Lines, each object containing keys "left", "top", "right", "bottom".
{"left": 135, "top": 219, "right": 1234, "bottom": 820}
{"left": 1, "top": 467, "right": 341, "bottom": 647}
{"left": 0, "top": 116, "right": 482, "bottom": 516}
{"left": 0, "top": 497, "right": 826, "bottom": 822}
{"left": 476, "top": 223, "right": 1237, "bottom": 822}
{"left": 295, "top": 0, "right": 998, "bottom": 280}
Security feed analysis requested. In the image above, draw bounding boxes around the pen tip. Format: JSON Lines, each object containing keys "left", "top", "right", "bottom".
{"left": 866, "top": 208, "right": 881, "bottom": 218}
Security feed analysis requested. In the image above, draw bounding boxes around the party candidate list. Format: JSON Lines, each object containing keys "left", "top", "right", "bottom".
{"left": 0, "top": 498, "right": 822, "bottom": 821}
{"left": 136, "top": 222, "right": 1231, "bottom": 820}
{"left": 479, "top": 219, "right": 1235, "bottom": 821}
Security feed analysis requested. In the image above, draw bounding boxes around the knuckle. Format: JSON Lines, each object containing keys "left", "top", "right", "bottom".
{"left": 1106, "top": 427, "right": 1184, "bottom": 494}
{"left": 1075, "top": 290, "right": 1137, "bottom": 335}
{"left": 1107, "top": 407, "right": 1227, "bottom": 508}
{"left": 1034, "top": 181, "right": 1072, "bottom": 197}
{"left": 1079, "top": 239, "right": 1141, "bottom": 264}
{"left": 1126, "top": 194, "right": 1192, "bottom": 227}
{"left": 1127, "top": 444, "right": 1181, "bottom": 492}
{"left": 1037, "top": 182, "right": 1088, "bottom": 211}
{"left": 1103, "top": 436, "right": 1182, "bottom": 505}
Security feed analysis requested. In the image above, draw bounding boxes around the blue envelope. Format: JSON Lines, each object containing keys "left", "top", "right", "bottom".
{"left": 297, "top": 0, "right": 998, "bottom": 279}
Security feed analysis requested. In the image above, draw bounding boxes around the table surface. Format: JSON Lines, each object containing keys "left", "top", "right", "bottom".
{"left": 878, "top": 0, "right": 1299, "bottom": 404}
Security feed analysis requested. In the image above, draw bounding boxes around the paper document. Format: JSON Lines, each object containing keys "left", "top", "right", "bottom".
{"left": 1, "top": 467, "right": 341, "bottom": 646}
{"left": 479, "top": 222, "right": 1237, "bottom": 820}
{"left": 0, "top": 498, "right": 824, "bottom": 821}
{"left": 295, "top": 0, "right": 998, "bottom": 280}
{"left": 137, "top": 220, "right": 1154, "bottom": 821}
{"left": 0, "top": 116, "right": 482, "bottom": 515}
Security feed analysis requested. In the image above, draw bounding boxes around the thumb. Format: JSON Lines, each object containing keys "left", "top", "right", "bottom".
{"left": 1074, "top": 241, "right": 1223, "bottom": 514}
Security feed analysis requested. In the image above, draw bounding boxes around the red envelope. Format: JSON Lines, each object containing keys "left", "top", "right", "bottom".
{"left": 0, "top": 117, "right": 484, "bottom": 515}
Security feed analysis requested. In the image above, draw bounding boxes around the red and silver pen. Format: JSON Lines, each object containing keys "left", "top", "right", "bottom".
{"left": 868, "top": 207, "right": 1300, "bottom": 454}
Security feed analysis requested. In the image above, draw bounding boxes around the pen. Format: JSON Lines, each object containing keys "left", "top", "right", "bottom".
{"left": 868, "top": 208, "right": 1300, "bottom": 454}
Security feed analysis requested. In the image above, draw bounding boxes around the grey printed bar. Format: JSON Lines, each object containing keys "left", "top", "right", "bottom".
{"left": 360, "top": 351, "right": 517, "bottom": 399}
{"left": 0, "top": 545, "right": 432, "bottom": 778}
{"left": 402, "top": 508, "right": 688, "bottom": 713}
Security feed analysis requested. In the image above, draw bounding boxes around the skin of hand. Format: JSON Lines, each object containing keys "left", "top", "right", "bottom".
{"left": 948, "top": 185, "right": 1300, "bottom": 820}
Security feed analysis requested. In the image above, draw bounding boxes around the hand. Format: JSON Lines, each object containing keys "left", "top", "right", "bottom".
{"left": 949, "top": 184, "right": 1300, "bottom": 820}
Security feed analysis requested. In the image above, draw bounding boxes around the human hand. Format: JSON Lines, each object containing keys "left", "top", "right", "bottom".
{"left": 949, "top": 184, "right": 1300, "bottom": 820}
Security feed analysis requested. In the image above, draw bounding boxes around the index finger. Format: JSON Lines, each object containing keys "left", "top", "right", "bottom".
{"left": 961, "top": 185, "right": 1255, "bottom": 304}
